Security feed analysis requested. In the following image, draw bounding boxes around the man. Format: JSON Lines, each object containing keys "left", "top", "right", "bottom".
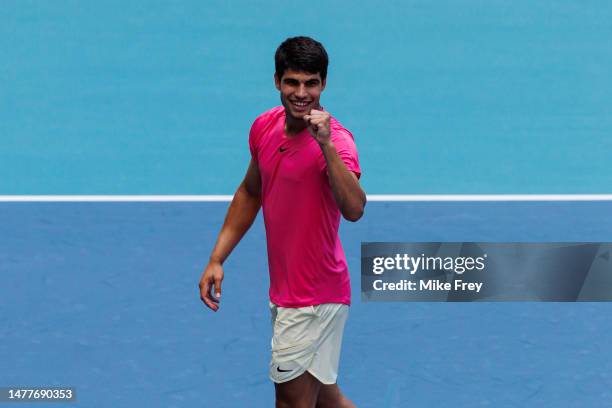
{"left": 199, "top": 36, "right": 365, "bottom": 408}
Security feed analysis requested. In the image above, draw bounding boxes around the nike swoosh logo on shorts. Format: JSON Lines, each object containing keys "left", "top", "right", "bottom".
{"left": 276, "top": 366, "right": 292, "bottom": 372}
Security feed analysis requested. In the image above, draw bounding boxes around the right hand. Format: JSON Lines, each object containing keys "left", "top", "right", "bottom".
{"left": 199, "top": 260, "right": 224, "bottom": 312}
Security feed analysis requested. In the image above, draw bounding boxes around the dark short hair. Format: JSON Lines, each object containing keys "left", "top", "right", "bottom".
{"left": 275, "top": 36, "right": 329, "bottom": 80}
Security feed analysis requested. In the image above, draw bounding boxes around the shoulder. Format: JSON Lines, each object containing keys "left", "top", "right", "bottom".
{"left": 251, "top": 106, "right": 285, "bottom": 133}
{"left": 249, "top": 106, "right": 285, "bottom": 154}
{"left": 329, "top": 115, "right": 356, "bottom": 147}
{"left": 327, "top": 115, "right": 361, "bottom": 174}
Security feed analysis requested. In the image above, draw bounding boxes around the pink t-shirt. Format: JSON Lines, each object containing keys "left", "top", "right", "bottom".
{"left": 249, "top": 106, "right": 361, "bottom": 308}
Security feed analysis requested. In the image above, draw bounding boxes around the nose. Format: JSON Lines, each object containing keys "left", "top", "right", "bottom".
{"left": 296, "top": 83, "right": 307, "bottom": 98}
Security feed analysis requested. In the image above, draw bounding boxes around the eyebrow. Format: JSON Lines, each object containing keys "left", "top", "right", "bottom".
{"left": 283, "top": 78, "right": 321, "bottom": 84}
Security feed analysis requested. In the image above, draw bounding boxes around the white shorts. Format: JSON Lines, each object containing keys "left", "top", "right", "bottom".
{"left": 269, "top": 302, "right": 349, "bottom": 385}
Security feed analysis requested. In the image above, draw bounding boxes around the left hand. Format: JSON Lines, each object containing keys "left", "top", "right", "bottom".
{"left": 303, "top": 109, "right": 331, "bottom": 147}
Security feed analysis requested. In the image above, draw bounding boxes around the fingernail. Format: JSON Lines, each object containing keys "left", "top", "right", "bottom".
{"left": 216, "top": 293, "right": 221, "bottom": 299}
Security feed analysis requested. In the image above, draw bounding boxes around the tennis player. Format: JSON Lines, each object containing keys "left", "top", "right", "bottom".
{"left": 199, "top": 36, "right": 365, "bottom": 408}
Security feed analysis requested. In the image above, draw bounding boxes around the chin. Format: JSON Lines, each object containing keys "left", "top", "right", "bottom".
{"left": 285, "top": 107, "right": 306, "bottom": 119}
{"left": 291, "top": 110, "right": 307, "bottom": 118}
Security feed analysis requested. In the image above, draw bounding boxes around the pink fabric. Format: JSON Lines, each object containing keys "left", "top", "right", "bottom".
{"left": 249, "top": 106, "right": 361, "bottom": 308}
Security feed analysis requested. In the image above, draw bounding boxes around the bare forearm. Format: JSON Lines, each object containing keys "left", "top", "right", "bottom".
{"left": 321, "top": 142, "right": 366, "bottom": 221}
{"left": 210, "top": 183, "right": 261, "bottom": 264}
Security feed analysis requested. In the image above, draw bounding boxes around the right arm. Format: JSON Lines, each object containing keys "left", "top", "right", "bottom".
{"left": 199, "top": 159, "right": 262, "bottom": 311}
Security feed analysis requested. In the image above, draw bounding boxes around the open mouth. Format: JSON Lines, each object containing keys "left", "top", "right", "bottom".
{"left": 289, "top": 100, "right": 311, "bottom": 111}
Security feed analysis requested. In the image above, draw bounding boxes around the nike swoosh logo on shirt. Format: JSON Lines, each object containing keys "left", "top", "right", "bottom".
{"left": 279, "top": 147, "right": 288, "bottom": 152}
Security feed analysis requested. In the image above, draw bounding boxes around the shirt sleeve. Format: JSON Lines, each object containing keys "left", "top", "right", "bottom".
{"left": 328, "top": 128, "right": 361, "bottom": 178}
{"left": 248, "top": 117, "right": 261, "bottom": 161}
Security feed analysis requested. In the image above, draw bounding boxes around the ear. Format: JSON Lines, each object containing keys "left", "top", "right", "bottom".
{"left": 274, "top": 73, "right": 281, "bottom": 91}
{"left": 321, "top": 78, "right": 326, "bottom": 91}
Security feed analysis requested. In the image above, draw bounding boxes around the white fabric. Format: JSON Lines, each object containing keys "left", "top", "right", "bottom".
{"left": 269, "top": 302, "right": 349, "bottom": 384}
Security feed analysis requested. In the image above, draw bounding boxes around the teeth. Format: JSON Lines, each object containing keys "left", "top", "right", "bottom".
{"left": 292, "top": 101, "right": 309, "bottom": 107}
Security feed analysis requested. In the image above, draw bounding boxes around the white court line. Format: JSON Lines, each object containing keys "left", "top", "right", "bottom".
{"left": 0, "top": 195, "right": 233, "bottom": 202}
{"left": 1, "top": 195, "right": 612, "bottom": 202}
{"left": 367, "top": 195, "right": 612, "bottom": 202}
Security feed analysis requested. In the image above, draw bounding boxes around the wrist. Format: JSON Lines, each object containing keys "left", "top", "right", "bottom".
{"left": 319, "top": 140, "right": 335, "bottom": 151}
{"left": 209, "top": 255, "right": 223, "bottom": 265}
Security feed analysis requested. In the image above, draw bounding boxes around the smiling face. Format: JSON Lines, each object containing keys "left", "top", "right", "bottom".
{"left": 275, "top": 69, "right": 326, "bottom": 121}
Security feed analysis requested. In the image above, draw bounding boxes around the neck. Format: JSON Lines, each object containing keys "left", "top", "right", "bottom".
{"left": 284, "top": 114, "right": 307, "bottom": 136}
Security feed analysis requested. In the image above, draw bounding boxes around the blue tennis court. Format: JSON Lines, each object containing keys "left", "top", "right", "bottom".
{"left": 2, "top": 1, "right": 612, "bottom": 407}
{"left": 3, "top": 202, "right": 612, "bottom": 407}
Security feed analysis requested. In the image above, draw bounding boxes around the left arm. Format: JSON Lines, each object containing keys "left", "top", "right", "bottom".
{"left": 304, "top": 109, "right": 366, "bottom": 222}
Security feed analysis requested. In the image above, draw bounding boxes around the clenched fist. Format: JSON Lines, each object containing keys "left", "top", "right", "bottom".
{"left": 303, "top": 109, "right": 332, "bottom": 147}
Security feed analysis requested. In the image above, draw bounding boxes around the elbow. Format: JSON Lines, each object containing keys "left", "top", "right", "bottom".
{"left": 344, "top": 212, "right": 363, "bottom": 222}
{"left": 342, "top": 202, "right": 365, "bottom": 222}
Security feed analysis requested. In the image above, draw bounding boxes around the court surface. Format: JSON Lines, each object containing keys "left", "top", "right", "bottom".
{"left": 2, "top": 202, "right": 612, "bottom": 407}
{"left": 2, "top": 1, "right": 612, "bottom": 407}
